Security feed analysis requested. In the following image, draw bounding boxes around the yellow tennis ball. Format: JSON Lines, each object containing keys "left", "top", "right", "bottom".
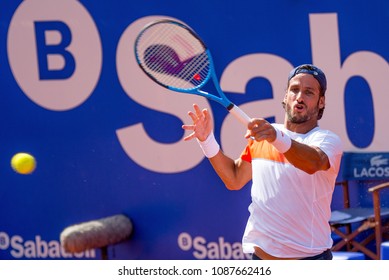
{"left": 11, "top": 153, "right": 36, "bottom": 175}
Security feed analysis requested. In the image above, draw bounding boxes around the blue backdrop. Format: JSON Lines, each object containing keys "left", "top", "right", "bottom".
{"left": 0, "top": 0, "right": 388, "bottom": 259}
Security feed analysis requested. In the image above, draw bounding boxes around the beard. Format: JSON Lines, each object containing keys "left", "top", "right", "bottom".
{"left": 285, "top": 102, "right": 320, "bottom": 124}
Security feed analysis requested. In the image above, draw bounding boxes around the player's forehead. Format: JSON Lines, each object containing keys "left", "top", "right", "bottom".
{"left": 288, "top": 73, "right": 320, "bottom": 91}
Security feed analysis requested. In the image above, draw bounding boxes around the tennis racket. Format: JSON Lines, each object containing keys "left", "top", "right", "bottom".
{"left": 134, "top": 19, "right": 251, "bottom": 126}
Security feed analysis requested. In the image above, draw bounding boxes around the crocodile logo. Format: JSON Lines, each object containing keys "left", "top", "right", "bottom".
{"left": 370, "top": 155, "right": 389, "bottom": 167}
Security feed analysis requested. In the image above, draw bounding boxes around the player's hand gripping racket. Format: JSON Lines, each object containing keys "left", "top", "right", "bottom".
{"left": 134, "top": 19, "right": 251, "bottom": 126}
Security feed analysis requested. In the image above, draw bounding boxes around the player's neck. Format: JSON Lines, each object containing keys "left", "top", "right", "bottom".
{"left": 284, "top": 119, "right": 319, "bottom": 134}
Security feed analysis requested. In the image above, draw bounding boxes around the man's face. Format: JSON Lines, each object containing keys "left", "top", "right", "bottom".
{"left": 284, "top": 73, "right": 325, "bottom": 124}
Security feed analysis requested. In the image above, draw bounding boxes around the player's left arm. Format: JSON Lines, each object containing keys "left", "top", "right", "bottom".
{"left": 245, "top": 119, "right": 337, "bottom": 174}
{"left": 283, "top": 141, "right": 330, "bottom": 174}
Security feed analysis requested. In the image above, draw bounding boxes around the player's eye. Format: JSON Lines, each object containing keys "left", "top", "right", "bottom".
{"left": 289, "top": 87, "right": 299, "bottom": 94}
{"left": 305, "top": 90, "right": 314, "bottom": 95}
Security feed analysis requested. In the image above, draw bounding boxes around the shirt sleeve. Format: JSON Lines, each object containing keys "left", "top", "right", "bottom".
{"left": 312, "top": 130, "right": 344, "bottom": 174}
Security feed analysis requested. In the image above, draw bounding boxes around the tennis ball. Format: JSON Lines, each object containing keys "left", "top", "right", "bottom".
{"left": 11, "top": 153, "right": 36, "bottom": 175}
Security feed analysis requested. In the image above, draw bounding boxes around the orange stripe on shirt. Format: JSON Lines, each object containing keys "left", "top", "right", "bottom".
{"left": 240, "top": 139, "right": 289, "bottom": 164}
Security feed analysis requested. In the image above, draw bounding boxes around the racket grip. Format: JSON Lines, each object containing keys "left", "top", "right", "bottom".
{"left": 228, "top": 104, "right": 251, "bottom": 126}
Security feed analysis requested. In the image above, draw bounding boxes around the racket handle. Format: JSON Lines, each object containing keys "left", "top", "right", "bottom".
{"left": 228, "top": 104, "right": 251, "bottom": 126}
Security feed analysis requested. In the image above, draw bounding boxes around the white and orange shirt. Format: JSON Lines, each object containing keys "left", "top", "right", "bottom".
{"left": 240, "top": 123, "right": 343, "bottom": 258}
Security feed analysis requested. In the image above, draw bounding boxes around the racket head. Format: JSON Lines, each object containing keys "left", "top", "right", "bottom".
{"left": 134, "top": 19, "right": 212, "bottom": 92}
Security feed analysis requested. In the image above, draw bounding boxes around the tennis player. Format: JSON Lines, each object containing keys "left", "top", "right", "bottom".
{"left": 182, "top": 64, "right": 343, "bottom": 260}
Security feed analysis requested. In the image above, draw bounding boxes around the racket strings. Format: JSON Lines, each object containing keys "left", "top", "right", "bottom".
{"left": 136, "top": 22, "right": 211, "bottom": 90}
{"left": 151, "top": 43, "right": 209, "bottom": 89}
{"left": 168, "top": 51, "right": 209, "bottom": 88}
{"left": 144, "top": 44, "right": 180, "bottom": 74}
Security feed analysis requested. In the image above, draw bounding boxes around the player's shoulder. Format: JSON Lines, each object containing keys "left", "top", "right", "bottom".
{"left": 315, "top": 126, "right": 340, "bottom": 138}
{"left": 313, "top": 127, "right": 343, "bottom": 147}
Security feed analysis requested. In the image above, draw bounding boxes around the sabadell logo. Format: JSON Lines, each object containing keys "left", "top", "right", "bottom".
{"left": 0, "top": 231, "right": 95, "bottom": 259}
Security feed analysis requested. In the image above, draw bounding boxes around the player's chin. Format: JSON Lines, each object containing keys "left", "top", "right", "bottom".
{"left": 288, "top": 114, "right": 309, "bottom": 124}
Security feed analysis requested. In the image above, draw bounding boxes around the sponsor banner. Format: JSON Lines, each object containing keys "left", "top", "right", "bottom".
{"left": 0, "top": 231, "right": 96, "bottom": 259}
{"left": 342, "top": 152, "right": 389, "bottom": 180}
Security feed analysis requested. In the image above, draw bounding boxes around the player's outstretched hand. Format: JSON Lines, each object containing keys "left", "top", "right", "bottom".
{"left": 182, "top": 104, "right": 213, "bottom": 142}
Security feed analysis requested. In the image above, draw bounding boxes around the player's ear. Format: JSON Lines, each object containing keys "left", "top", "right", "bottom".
{"left": 281, "top": 92, "right": 287, "bottom": 109}
{"left": 319, "top": 95, "right": 325, "bottom": 109}
{"left": 283, "top": 92, "right": 288, "bottom": 103}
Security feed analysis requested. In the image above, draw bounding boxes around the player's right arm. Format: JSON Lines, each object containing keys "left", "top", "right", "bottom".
{"left": 208, "top": 151, "right": 252, "bottom": 190}
{"left": 182, "top": 104, "right": 252, "bottom": 190}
